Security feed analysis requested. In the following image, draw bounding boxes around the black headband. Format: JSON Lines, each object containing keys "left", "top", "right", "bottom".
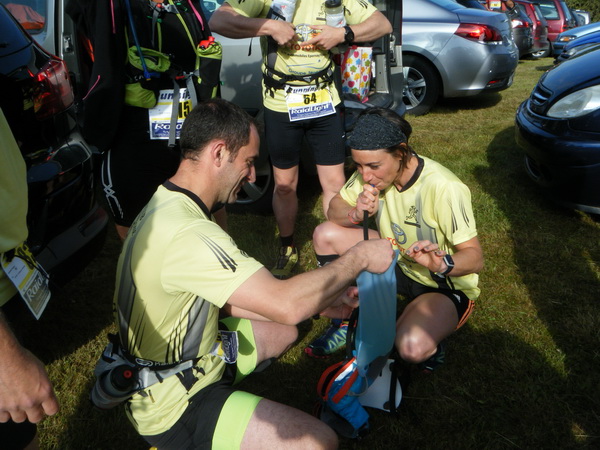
{"left": 347, "top": 114, "right": 407, "bottom": 150}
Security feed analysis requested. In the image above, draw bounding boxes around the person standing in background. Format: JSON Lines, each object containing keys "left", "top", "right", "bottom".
{"left": 209, "top": 0, "right": 392, "bottom": 279}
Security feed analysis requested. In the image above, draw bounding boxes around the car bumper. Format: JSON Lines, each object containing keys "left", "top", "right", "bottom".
{"left": 515, "top": 101, "right": 600, "bottom": 214}
{"left": 435, "top": 36, "right": 518, "bottom": 98}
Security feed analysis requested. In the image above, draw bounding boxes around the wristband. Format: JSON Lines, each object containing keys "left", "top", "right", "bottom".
{"left": 347, "top": 208, "right": 361, "bottom": 225}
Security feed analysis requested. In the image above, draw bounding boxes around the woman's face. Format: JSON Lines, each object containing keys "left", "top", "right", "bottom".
{"left": 351, "top": 148, "right": 402, "bottom": 191}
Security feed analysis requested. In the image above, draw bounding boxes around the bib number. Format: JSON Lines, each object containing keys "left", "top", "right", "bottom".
{"left": 210, "top": 330, "right": 239, "bottom": 364}
{"left": 148, "top": 88, "right": 193, "bottom": 140}
{"left": 285, "top": 85, "right": 335, "bottom": 122}
{"left": 1, "top": 243, "right": 50, "bottom": 319}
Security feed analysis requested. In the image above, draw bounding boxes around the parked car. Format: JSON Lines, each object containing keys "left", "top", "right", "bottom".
{"left": 515, "top": 0, "right": 550, "bottom": 58}
{"left": 515, "top": 47, "right": 600, "bottom": 215}
{"left": 555, "top": 32, "right": 600, "bottom": 63}
{"left": 553, "top": 21, "right": 600, "bottom": 56}
{"left": 571, "top": 8, "right": 590, "bottom": 26}
{"left": 401, "top": 0, "right": 518, "bottom": 115}
{"left": 484, "top": 0, "right": 534, "bottom": 58}
{"left": 536, "top": 0, "right": 577, "bottom": 50}
{"left": 0, "top": 3, "right": 108, "bottom": 287}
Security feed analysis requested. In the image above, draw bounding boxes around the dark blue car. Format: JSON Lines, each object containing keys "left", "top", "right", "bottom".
{"left": 555, "top": 30, "right": 600, "bottom": 64}
{"left": 515, "top": 47, "right": 600, "bottom": 215}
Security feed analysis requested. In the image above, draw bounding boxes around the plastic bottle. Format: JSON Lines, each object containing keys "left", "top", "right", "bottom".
{"left": 325, "top": 0, "right": 347, "bottom": 54}
{"left": 90, "top": 364, "right": 138, "bottom": 410}
{"left": 269, "top": 0, "right": 296, "bottom": 22}
{"left": 325, "top": 0, "right": 346, "bottom": 28}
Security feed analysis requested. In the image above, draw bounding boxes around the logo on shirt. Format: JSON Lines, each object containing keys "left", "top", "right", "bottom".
{"left": 405, "top": 205, "right": 418, "bottom": 222}
{"left": 392, "top": 223, "right": 407, "bottom": 245}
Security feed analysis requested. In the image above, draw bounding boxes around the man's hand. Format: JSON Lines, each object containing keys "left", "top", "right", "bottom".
{"left": 0, "top": 322, "right": 59, "bottom": 423}
{"left": 404, "top": 240, "right": 446, "bottom": 273}
{"left": 267, "top": 20, "right": 298, "bottom": 46}
{"left": 301, "top": 25, "right": 345, "bottom": 50}
{"left": 352, "top": 239, "right": 395, "bottom": 274}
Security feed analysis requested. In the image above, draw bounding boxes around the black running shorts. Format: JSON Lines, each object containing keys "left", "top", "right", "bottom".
{"left": 263, "top": 106, "right": 346, "bottom": 169}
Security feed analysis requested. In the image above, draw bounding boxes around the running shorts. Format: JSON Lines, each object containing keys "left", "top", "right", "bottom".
{"left": 264, "top": 107, "right": 346, "bottom": 169}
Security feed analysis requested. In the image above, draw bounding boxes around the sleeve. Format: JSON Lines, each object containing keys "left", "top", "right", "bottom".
{"left": 434, "top": 180, "right": 478, "bottom": 248}
{"left": 161, "top": 223, "right": 264, "bottom": 308}
{"left": 225, "top": 0, "right": 269, "bottom": 19}
{"left": 344, "top": 0, "right": 379, "bottom": 25}
{"left": 339, "top": 171, "right": 364, "bottom": 207}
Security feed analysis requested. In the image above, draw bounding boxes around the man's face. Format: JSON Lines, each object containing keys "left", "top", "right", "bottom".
{"left": 222, "top": 126, "right": 259, "bottom": 204}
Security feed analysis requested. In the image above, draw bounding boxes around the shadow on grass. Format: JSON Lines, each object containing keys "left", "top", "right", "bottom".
{"left": 474, "top": 126, "right": 600, "bottom": 447}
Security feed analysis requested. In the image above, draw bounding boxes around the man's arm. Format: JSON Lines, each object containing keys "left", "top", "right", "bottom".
{"left": 208, "top": 2, "right": 297, "bottom": 46}
{"left": 302, "top": 10, "right": 392, "bottom": 51}
{"left": 0, "top": 311, "right": 59, "bottom": 424}
{"left": 227, "top": 239, "right": 394, "bottom": 325}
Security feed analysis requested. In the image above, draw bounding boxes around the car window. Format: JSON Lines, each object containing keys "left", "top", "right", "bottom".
{"left": 1, "top": 0, "right": 46, "bottom": 33}
{"left": 200, "top": 0, "right": 224, "bottom": 20}
{"left": 537, "top": 1, "right": 559, "bottom": 20}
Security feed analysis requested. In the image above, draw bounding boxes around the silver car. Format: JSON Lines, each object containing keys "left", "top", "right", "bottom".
{"left": 402, "top": 0, "right": 519, "bottom": 115}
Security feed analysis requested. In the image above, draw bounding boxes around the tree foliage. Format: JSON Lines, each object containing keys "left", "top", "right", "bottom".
{"left": 567, "top": 0, "right": 599, "bottom": 22}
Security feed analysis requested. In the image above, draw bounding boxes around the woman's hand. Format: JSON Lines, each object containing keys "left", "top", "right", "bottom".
{"left": 319, "top": 286, "right": 359, "bottom": 319}
{"left": 404, "top": 240, "right": 447, "bottom": 273}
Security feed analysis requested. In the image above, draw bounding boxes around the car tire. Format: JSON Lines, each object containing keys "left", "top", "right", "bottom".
{"left": 529, "top": 47, "right": 550, "bottom": 59}
{"left": 402, "top": 54, "right": 440, "bottom": 116}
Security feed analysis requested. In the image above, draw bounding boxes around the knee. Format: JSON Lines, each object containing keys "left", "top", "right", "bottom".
{"left": 395, "top": 334, "right": 436, "bottom": 364}
{"left": 315, "top": 423, "right": 338, "bottom": 450}
{"left": 312, "top": 222, "right": 339, "bottom": 254}
{"left": 274, "top": 182, "right": 296, "bottom": 197}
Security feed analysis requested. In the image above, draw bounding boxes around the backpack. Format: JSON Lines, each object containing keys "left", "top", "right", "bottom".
{"left": 315, "top": 252, "right": 408, "bottom": 439}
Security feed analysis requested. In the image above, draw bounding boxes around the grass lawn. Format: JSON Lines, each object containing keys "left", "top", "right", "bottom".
{"left": 16, "top": 58, "right": 600, "bottom": 449}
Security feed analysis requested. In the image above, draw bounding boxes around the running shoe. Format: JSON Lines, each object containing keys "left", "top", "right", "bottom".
{"left": 419, "top": 340, "right": 447, "bottom": 374}
{"left": 271, "top": 245, "right": 298, "bottom": 279}
{"left": 304, "top": 320, "right": 349, "bottom": 358}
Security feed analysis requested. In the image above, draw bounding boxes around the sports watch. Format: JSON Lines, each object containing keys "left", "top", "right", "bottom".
{"left": 439, "top": 254, "right": 454, "bottom": 276}
{"left": 343, "top": 25, "right": 355, "bottom": 44}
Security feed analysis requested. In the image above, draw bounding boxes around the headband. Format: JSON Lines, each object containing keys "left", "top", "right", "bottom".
{"left": 347, "top": 114, "right": 407, "bottom": 150}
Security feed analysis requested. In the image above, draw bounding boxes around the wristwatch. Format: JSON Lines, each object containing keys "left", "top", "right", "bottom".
{"left": 440, "top": 254, "right": 454, "bottom": 276}
{"left": 343, "top": 25, "right": 355, "bottom": 44}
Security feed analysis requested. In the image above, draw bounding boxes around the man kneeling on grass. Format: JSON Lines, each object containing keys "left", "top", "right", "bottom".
{"left": 106, "top": 98, "right": 394, "bottom": 449}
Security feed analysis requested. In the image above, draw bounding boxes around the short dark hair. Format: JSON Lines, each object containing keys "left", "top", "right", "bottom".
{"left": 180, "top": 98, "right": 257, "bottom": 161}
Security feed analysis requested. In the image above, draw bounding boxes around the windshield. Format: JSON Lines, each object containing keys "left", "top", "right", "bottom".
{"left": 537, "top": 0, "right": 559, "bottom": 20}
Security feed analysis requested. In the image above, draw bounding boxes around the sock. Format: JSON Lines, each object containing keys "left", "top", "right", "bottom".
{"left": 316, "top": 254, "right": 339, "bottom": 268}
{"left": 280, "top": 234, "right": 294, "bottom": 248}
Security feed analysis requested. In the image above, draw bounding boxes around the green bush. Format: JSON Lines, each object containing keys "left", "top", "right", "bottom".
{"left": 568, "top": 0, "right": 599, "bottom": 22}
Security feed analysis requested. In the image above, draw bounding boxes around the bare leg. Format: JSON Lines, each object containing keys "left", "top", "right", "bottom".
{"left": 272, "top": 166, "right": 299, "bottom": 238}
{"left": 250, "top": 320, "right": 298, "bottom": 363}
{"left": 242, "top": 398, "right": 338, "bottom": 450}
{"left": 312, "top": 221, "right": 379, "bottom": 256}
{"left": 315, "top": 163, "right": 346, "bottom": 218}
{"left": 115, "top": 224, "right": 128, "bottom": 241}
{"left": 395, "top": 293, "right": 458, "bottom": 364}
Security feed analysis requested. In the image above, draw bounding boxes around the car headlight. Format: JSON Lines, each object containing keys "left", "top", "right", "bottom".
{"left": 547, "top": 85, "right": 600, "bottom": 118}
{"left": 557, "top": 35, "right": 576, "bottom": 43}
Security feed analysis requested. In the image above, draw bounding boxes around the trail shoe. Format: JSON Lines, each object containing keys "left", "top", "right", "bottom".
{"left": 271, "top": 245, "right": 299, "bottom": 279}
{"left": 419, "top": 340, "right": 447, "bottom": 374}
{"left": 304, "top": 320, "right": 349, "bottom": 358}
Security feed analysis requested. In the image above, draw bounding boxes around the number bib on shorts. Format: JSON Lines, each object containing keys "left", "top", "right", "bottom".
{"left": 1, "top": 243, "right": 50, "bottom": 319}
{"left": 285, "top": 85, "right": 335, "bottom": 122}
{"left": 148, "top": 88, "right": 193, "bottom": 140}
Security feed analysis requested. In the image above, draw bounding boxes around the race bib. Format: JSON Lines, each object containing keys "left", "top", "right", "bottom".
{"left": 285, "top": 85, "right": 335, "bottom": 122}
{"left": 210, "top": 330, "right": 239, "bottom": 364}
{"left": 148, "top": 88, "right": 193, "bottom": 140}
{"left": 1, "top": 243, "right": 50, "bottom": 319}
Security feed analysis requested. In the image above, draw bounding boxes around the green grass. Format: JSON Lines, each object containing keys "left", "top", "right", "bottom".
{"left": 17, "top": 58, "right": 600, "bottom": 449}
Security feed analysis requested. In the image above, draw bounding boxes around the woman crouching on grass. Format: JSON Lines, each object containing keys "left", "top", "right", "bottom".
{"left": 307, "top": 108, "right": 483, "bottom": 372}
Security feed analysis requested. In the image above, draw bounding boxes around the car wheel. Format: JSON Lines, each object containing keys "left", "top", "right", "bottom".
{"left": 529, "top": 47, "right": 550, "bottom": 59}
{"left": 227, "top": 158, "right": 274, "bottom": 214}
{"left": 402, "top": 54, "right": 440, "bottom": 116}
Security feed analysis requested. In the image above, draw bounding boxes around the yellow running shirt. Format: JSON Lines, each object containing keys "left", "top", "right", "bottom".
{"left": 114, "top": 183, "right": 263, "bottom": 435}
{"left": 227, "top": 0, "right": 379, "bottom": 112}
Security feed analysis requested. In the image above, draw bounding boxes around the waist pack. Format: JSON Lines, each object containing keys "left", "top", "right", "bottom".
{"left": 90, "top": 334, "right": 197, "bottom": 410}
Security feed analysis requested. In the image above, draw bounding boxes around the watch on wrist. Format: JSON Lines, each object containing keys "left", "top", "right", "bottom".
{"left": 343, "top": 25, "right": 355, "bottom": 44}
{"left": 440, "top": 254, "right": 454, "bottom": 276}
